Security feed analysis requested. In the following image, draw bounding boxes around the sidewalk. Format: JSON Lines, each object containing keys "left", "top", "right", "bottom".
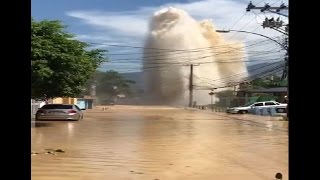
{"left": 183, "top": 107, "right": 288, "bottom": 130}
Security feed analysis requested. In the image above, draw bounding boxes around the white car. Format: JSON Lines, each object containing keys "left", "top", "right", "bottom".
{"left": 226, "top": 101, "right": 287, "bottom": 114}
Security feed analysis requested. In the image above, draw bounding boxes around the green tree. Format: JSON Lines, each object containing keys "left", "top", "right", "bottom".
{"left": 31, "top": 18, "right": 107, "bottom": 100}
{"left": 250, "top": 75, "right": 287, "bottom": 89}
{"left": 95, "top": 70, "right": 135, "bottom": 100}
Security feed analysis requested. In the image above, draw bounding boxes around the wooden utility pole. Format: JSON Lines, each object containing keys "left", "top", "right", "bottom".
{"left": 189, "top": 64, "right": 194, "bottom": 107}
{"left": 184, "top": 64, "right": 199, "bottom": 107}
{"left": 246, "top": 1, "right": 288, "bottom": 17}
{"left": 209, "top": 91, "right": 215, "bottom": 111}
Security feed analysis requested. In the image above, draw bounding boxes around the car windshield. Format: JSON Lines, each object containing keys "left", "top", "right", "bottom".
{"left": 41, "top": 104, "right": 73, "bottom": 109}
{"left": 240, "top": 102, "right": 254, "bottom": 107}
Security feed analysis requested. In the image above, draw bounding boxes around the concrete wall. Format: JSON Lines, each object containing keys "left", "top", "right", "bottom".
{"left": 52, "top": 97, "right": 77, "bottom": 104}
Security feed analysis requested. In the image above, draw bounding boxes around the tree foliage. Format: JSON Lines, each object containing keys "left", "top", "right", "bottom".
{"left": 31, "top": 18, "right": 107, "bottom": 100}
{"left": 250, "top": 75, "right": 287, "bottom": 89}
{"left": 94, "top": 70, "right": 135, "bottom": 100}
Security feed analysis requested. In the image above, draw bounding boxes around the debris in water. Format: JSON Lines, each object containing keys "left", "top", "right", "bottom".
{"left": 55, "top": 149, "right": 65, "bottom": 153}
{"left": 32, "top": 149, "right": 66, "bottom": 156}
{"left": 275, "top": 172, "right": 283, "bottom": 179}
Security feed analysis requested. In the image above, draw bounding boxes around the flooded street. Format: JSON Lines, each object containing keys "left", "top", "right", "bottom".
{"left": 31, "top": 106, "right": 288, "bottom": 180}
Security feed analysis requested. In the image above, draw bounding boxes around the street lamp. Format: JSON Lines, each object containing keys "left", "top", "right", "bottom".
{"left": 216, "top": 29, "right": 288, "bottom": 80}
{"left": 215, "top": 29, "right": 287, "bottom": 50}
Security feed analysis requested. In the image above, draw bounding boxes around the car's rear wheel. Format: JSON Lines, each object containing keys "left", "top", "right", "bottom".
{"left": 77, "top": 115, "right": 83, "bottom": 121}
{"left": 276, "top": 108, "right": 285, "bottom": 113}
{"left": 239, "top": 110, "right": 248, "bottom": 114}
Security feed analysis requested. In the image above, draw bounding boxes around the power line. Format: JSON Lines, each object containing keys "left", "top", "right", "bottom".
{"left": 228, "top": 12, "right": 247, "bottom": 30}
{"left": 194, "top": 64, "right": 284, "bottom": 90}
{"left": 107, "top": 39, "right": 283, "bottom": 62}
{"left": 110, "top": 49, "right": 283, "bottom": 64}
{"left": 141, "top": 57, "right": 284, "bottom": 70}
{"left": 193, "top": 61, "right": 284, "bottom": 87}
{"left": 87, "top": 36, "right": 283, "bottom": 53}
{"left": 223, "top": 65, "right": 285, "bottom": 87}
{"left": 113, "top": 54, "right": 284, "bottom": 66}
{"left": 194, "top": 60, "right": 283, "bottom": 82}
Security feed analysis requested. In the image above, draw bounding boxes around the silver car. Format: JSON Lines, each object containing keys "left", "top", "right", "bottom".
{"left": 35, "top": 104, "right": 84, "bottom": 121}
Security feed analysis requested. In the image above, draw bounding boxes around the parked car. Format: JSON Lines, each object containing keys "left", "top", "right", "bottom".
{"left": 226, "top": 101, "right": 287, "bottom": 114}
{"left": 35, "top": 104, "right": 84, "bottom": 121}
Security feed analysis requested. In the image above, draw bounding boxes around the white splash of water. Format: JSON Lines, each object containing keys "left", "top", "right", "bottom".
{"left": 143, "top": 7, "right": 247, "bottom": 105}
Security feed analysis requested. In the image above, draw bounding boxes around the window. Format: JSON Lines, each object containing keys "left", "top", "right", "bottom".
{"left": 254, "top": 103, "right": 264, "bottom": 106}
{"left": 74, "top": 105, "right": 81, "bottom": 111}
{"left": 41, "top": 104, "right": 73, "bottom": 109}
{"left": 241, "top": 102, "right": 254, "bottom": 107}
{"left": 265, "top": 102, "right": 276, "bottom": 106}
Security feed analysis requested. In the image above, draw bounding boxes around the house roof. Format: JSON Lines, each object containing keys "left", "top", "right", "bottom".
{"left": 242, "top": 87, "right": 287, "bottom": 93}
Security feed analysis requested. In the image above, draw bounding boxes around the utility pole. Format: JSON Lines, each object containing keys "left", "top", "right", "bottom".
{"left": 189, "top": 64, "right": 194, "bottom": 107}
{"left": 246, "top": 1, "right": 289, "bottom": 80}
{"left": 281, "top": 35, "right": 289, "bottom": 80}
{"left": 246, "top": 1, "right": 288, "bottom": 17}
{"left": 184, "top": 64, "right": 199, "bottom": 107}
{"left": 262, "top": 21, "right": 288, "bottom": 80}
{"left": 247, "top": 1, "right": 288, "bottom": 35}
{"left": 262, "top": 17, "right": 287, "bottom": 35}
{"left": 208, "top": 89, "right": 216, "bottom": 112}
{"left": 247, "top": 1, "right": 289, "bottom": 118}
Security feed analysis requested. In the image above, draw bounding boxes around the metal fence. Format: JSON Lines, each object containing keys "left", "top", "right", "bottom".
{"left": 192, "top": 97, "right": 249, "bottom": 112}
{"left": 193, "top": 96, "right": 287, "bottom": 115}
{"left": 214, "top": 96, "right": 279, "bottom": 108}
{"left": 214, "top": 97, "right": 249, "bottom": 108}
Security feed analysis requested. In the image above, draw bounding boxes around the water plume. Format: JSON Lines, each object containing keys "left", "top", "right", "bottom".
{"left": 143, "top": 7, "right": 248, "bottom": 105}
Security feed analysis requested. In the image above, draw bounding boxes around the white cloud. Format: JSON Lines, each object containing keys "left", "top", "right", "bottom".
{"left": 75, "top": 34, "right": 114, "bottom": 41}
{"left": 66, "top": 11, "right": 149, "bottom": 37}
{"left": 67, "top": 0, "right": 287, "bottom": 41}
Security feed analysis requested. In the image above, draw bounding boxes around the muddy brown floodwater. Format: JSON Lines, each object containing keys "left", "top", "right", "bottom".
{"left": 31, "top": 105, "right": 288, "bottom": 180}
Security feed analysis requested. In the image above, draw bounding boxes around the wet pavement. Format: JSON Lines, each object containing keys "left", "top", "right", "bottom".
{"left": 31, "top": 105, "right": 288, "bottom": 180}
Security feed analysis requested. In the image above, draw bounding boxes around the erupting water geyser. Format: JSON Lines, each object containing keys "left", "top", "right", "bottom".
{"left": 143, "top": 7, "right": 248, "bottom": 105}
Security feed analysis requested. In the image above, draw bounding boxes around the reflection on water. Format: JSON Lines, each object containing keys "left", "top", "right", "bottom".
{"left": 31, "top": 121, "right": 52, "bottom": 128}
{"left": 32, "top": 106, "right": 288, "bottom": 180}
{"left": 266, "top": 121, "right": 273, "bottom": 131}
{"left": 67, "top": 122, "right": 74, "bottom": 139}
